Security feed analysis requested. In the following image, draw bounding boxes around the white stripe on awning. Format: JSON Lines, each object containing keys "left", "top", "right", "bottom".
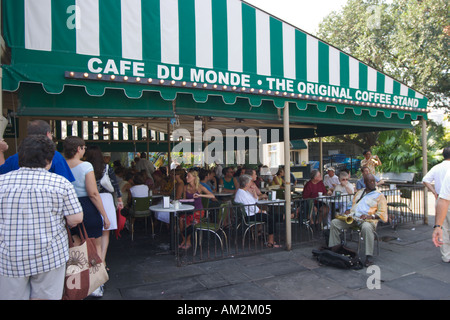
{"left": 227, "top": 0, "right": 243, "bottom": 73}
{"left": 121, "top": 0, "right": 142, "bottom": 61}
{"left": 76, "top": 0, "right": 99, "bottom": 56}
{"left": 329, "top": 46, "right": 340, "bottom": 86}
{"left": 256, "top": 10, "right": 271, "bottom": 76}
{"left": 160, "top": 0, "right": 179, "bottom": 65}
{"left": 400, "top": 84, "right": 409, "bottom": 96}
{"left": 385, "top": 76, "right": 394, "bottom": 94}
{"left": 306, "top": 35, "right": 318, "bottom": 83}
{"left": 25, "top": 0, "right": 52, "bottom": 51}
{"left": 195, "top": 0, "right": 213, "bottom": 69}
{"left": 349, "top": 57, "right": 359, "bottom": 89}
{"left": 282, "top": 23, "right": 296, "bottom": 80}
{"left": 367, "top": 67, "right": 377, "bottom": 92}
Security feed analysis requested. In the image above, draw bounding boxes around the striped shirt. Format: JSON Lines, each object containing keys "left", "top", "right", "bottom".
{"left": 0, "top": 168, "right": 82, "bottom": 277}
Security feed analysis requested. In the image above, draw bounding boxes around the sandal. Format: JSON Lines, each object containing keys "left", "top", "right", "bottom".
{"left": 266, "top": 242, "right": 282, "bottom": 248}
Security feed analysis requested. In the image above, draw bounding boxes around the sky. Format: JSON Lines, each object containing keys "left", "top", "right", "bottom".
{"left": 244, "top": 0, "right": 445, "bottom": 123}
{"left": 244, "top": 0, "right": 349, "bottom": 34}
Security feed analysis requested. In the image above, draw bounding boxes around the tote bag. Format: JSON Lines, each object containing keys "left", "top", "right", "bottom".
{"left": 63, "top": 224, "right": 109, "bottom": 300}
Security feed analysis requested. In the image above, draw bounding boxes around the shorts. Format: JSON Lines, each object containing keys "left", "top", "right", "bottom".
{"left": 0, "top": 265, "right": 66, "bottom": 300}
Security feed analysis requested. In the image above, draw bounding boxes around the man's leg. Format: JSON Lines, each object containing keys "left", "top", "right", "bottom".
{"left": 328, "top": 218, "right": 349, "bottom": 247}
{"left": 360, "top": 221, "right": 376, "bottom": 256}
{"left": 440, "top": 202, "right": 450, "bottom": 262}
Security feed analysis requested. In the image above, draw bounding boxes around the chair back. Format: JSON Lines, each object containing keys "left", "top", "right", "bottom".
{"left": 276, "top": 189, "right": 285, "bottom": 200}
{"left": 132, "top": 197, "right": 151, "bottom": 213}
{"left": 232, "top": 201, "right": 248, "bottom": 226}
{"left": 216, "top": 203, "right": 229, "bottom": 227}
{"left": 400, "top": 188, "right": 412, "bottom": 199}
{"left": 201, "top": 196, "right": 210, "bottom": 210}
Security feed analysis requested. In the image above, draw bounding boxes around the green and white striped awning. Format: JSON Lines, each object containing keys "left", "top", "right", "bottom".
{"left": 2, "top": 0, "right": 427, "bottom": 125}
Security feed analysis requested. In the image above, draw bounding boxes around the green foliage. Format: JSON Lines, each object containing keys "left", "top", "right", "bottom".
{"left": 372, "top": 121, "right": 448, "bottom": 174}
{"left": 317, "top": 0, "right": 449, "bottom": 110}
{"left": 316, "top": 0, "right": 450, "bottom": 173}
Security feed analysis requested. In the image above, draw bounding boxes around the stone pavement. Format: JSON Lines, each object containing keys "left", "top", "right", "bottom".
{"left": 97, "top": 211, "right": 450, "bottom": 301}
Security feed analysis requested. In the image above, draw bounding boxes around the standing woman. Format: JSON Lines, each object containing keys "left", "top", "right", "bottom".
{"left": 63, "top": 137, "right": 110, "bottom": 254}
{"left": 84, "top": 146, "right": 123, "bottom": 268}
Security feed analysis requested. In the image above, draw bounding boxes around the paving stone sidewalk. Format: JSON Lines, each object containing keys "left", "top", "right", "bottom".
{"left": 98, "top": 214, "right": 450, "bottom": 301}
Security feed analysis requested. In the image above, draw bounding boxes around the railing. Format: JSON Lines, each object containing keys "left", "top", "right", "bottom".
{"left": 172, "top": 185, "right": 426, "bottom": 266}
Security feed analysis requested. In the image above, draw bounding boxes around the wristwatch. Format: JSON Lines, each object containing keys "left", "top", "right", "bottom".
{"left": 433, "top": 225, "right": 442, "bottom": 229}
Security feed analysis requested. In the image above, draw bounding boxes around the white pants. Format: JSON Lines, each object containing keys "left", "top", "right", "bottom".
{"left": 437, "top": 199, "right": 450, "bottom": 262}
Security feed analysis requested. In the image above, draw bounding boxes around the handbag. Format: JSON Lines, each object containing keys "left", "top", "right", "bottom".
{"left": 115, "top": 207, "right": 126, "bottom": 239}
{"left": 63, "top": 224, "right": 109, "bottom": 300}
{"left": 100, "top": 164, "right": 114, "bottom": 192}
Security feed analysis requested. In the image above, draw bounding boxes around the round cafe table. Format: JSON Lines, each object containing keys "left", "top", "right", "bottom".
{"left": 150, "top": 203, "right": 195, "bottom": 251}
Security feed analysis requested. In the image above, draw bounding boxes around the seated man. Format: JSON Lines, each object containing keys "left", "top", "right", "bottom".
{"left": 356, "top": 166, "right": 383, "bottom": 190}
{"left": 323, "top": 167, "right": 340, "bottom": 191}
{"left": 234, "top": 174, "right": 280, "bottom": 248}
{"left": 328, "top": 174, "right": 387, "bottom": 267}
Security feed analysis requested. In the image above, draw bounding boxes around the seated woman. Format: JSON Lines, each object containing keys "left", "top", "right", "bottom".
{"left": 179, "top": 170, "right": 215, "bottom": 250}
{"left": 234, "top": 174, "right": 282, "bottom": 248}
{"left": 332, "top": 171, "right": 355, "bottom": 214}
{"left": 302, "top": 170, "right": 332, "bottom": 226}
{"left": 220, "top": 167, "right": 239, "bottom": 194}
{"left": 272, "top": 167, "right": 285, "bottom": 188}
{"left": 130, "top": 171, "right": 149, "bottom": 199}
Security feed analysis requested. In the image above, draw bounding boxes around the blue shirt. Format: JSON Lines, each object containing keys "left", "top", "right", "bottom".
{"left": 0, "top": 151, "right": 75, "bottom": 182}
{"left": 356, "top": 175, "right": 380, "bottom": 190}
{"left": 200, "top": 182, "right": 212, "bottom": 192}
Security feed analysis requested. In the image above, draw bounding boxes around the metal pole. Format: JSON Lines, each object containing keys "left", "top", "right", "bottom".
{"left": 422, "top": 117, "right": 428, "bottom": 225}
{"left": 0, "top": 0, "right": 8, "bottom": 139}
{"left": 319, "top": 137, "right": 323, "bottom": 177}
{"left": 283, "top": 102, "right": 292, "bottom": 251}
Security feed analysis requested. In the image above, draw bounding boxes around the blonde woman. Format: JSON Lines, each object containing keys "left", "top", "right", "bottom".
{"left": 179, "top": 170, "right": 214, "bottom": 249}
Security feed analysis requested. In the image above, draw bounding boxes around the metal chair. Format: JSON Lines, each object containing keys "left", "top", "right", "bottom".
{"left": 129, "top": 196, "right": 153, "bottom": 241}
{"left": 291, "top": 199, "right": 315, "bottom": 240}
{"left": 193, "top": 203, "right": 229, "bottom": 256}
{"left": 343, "top": 225, "right": 380, "bottom": 256}
{"left": 234, "top": 202, "right": 267, "bottom": 247}
{"left": 387, "top": 188, "right": 414, "bottom": 229}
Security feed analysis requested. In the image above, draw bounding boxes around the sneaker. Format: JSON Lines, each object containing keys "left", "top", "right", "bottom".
{"left": 90, "top": 285, "right": 104, "bottom": 297}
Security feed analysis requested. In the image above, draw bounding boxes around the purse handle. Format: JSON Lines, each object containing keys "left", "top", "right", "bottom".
{"left": 66, "top": 223, "right": 89, "bottom": 248}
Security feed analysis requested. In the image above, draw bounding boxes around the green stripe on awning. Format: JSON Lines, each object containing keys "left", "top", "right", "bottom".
{"left": 2, "top": 0, "right": 428, "bottom": 121}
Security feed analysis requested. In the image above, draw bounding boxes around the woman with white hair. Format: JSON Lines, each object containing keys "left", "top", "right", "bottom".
{"left": 234, "top": 174, "right": 281, "bottom": 248}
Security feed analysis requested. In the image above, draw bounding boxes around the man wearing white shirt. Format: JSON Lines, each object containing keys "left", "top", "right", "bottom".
{"left": 423, "top": 147, "right": 450, "bottom": 200}
{"left": 432, "top": 169, "right": 450, "bottom": 258}
{"left": 323, "top": 167, "right": 340, "bottom": 190}
{"left": 425, "top": 147, "right": 450, "bottom": 262}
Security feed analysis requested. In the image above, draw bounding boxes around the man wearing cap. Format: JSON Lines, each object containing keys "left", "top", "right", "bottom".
{"left": 323, "top": 167, "right": 340, "bottom": 191}
{"left": 103, "top": 152, "right": 112, "bottom": 166}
